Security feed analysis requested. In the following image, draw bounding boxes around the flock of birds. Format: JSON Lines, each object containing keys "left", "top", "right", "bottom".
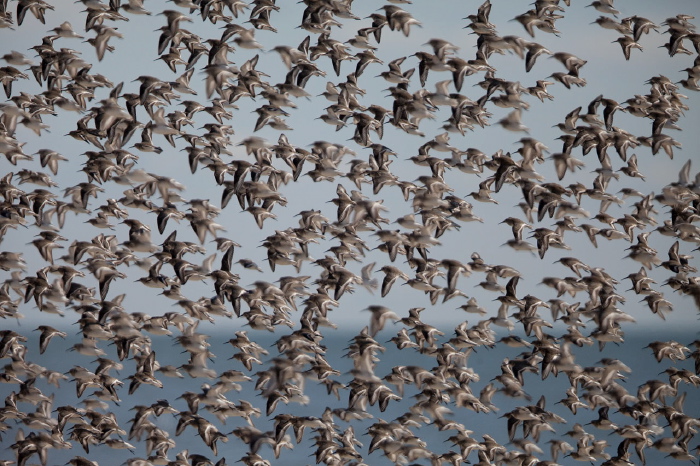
{"left": 0, "top": 0, "right": 700, "bottom": 465}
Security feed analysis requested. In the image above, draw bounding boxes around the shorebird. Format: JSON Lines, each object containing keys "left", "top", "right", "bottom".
{"left": 1, "top": 2, "right": 700, "bottom": 466}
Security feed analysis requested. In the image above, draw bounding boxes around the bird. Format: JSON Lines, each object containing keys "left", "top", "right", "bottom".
{"left": 34, "top": 325, "right": 67, "bottom": 354}
{"left": 0, "top": 2, "right": 699, "bottom": 466}
{"left": 613, "top": 35, "right": 644, "bottom": 60}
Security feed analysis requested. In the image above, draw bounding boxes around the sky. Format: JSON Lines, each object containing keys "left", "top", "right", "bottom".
{"left": 3, "top": 0, "right": 699, "bottom": 330}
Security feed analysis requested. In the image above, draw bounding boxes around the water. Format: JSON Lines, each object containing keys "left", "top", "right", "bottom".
{"left": 1, "top": 320, "right": 698, "bottom": 466}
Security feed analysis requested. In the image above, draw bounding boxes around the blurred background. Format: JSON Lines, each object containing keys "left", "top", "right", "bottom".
{"left": 1, "top": 0, "right": 700, "bottom": 464}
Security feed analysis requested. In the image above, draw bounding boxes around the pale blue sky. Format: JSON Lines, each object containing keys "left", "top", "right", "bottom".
{"left": 4, "top": 0, "right": 699, "bottom": 331}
